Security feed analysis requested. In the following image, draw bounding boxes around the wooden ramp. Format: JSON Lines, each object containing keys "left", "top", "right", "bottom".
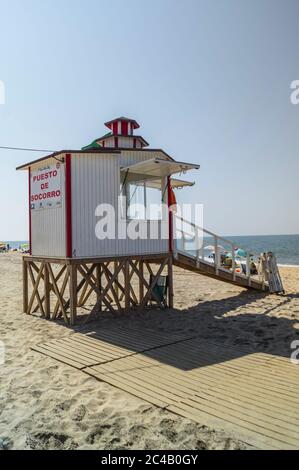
{"left": 32, "top": 329, "right": 299, "bottom": 450}
{"left": 174, "top": 252, "right": 268, "bottom": 291}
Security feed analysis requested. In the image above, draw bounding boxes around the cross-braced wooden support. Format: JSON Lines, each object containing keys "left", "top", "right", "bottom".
{"left": 22, "top": 254, "right": 174, "bottom": 325}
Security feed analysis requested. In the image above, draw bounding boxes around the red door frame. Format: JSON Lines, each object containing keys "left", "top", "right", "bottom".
{"left": 28, "top": 167, "right": 32, "bottom": 255}
{"left": 167, "top": 176, "right": 173, "bottom": 253}
{"left": 65, "top": 153, "right": 72, "bottom": 258}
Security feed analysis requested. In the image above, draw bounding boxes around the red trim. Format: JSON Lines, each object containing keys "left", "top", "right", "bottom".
{"left": 114, "top": 137, "right": 118, "bottom": 148}
{"left": 167, "top": 176, "right": 173, "bottom": 253}
{"left": 65, "top": 153, "right": 72, "bottom": 258}
{"left": 133, "top": 138, "right": 136, "bottom": 148}
{"left": 105, "top": 117, "right": 140, "bottom": 130}
{"left": 121, "top": 121, "right": 128, "bottom": 135}
{"left": 112, "top": 122, "right": 118, "bottom": 134}
{"left": 28, "top": 167, "right": 32, "bottom": 255}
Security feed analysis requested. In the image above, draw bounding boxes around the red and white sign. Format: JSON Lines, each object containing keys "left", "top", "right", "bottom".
{"left": 30, "top": 162, "right": 62, "bottom": 210}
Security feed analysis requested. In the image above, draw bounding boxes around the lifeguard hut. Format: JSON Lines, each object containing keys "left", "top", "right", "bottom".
{"left": 17, "top": 116, "right": 268, "bottom": 325}
{"left": 17, "top": 117, "right": 201, "bottom": 324}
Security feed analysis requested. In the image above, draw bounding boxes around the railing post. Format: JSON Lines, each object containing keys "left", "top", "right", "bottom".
{"left": 195, "top": 227, "right": 200, "bottom": 267}
{"left": 168, "top": 255, "right": 174, "bottom": 308}
{"left": 214, "top": 236, "right": 219, "bottom": 275}
{"left": 232, "top": 244, "right": 236, "bottom": 281}
{"left": 182, "top": 231, "right": 186, "bottom": 253}
{"left": 246, "top": 254, "right": 251, "bottom": 286}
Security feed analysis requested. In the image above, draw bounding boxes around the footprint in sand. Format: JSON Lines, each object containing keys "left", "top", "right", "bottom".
{"left": 71, "top": 404, "right": 86, "bottom": 422}
{"left": 26, "top": 432, "right": 78, "bottom": 450}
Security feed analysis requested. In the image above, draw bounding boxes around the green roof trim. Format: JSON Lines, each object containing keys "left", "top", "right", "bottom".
{"left": 99, "top": 132, "right": 112, "bottom": 139}
{"left": 81, "top": 139, "right": 102, "bottom": 151}
{"left": 81, "top": 132, "right": 112, "bottom": 150}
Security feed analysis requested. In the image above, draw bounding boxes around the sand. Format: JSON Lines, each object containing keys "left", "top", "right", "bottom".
{"left": 0, "top": 252, "right": 298, "bottom": 450}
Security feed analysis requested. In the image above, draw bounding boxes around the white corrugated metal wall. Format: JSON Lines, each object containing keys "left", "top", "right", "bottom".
{"left": 103, "top": 137, "right": 143, "bottom": 148}
{"left": 71, "top": 151, "right": 169, "bottom": 258}
{"left": 31, "top": 157, "right": 66, "bottom": 257}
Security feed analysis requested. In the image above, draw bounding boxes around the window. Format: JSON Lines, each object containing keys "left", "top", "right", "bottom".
{"left": 127, "top": 181, "right": 146, "bottom": 219}
{"left": 121, "top": 173, "right": 163, "bottom": 220}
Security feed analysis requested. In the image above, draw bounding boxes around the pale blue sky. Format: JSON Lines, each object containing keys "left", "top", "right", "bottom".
{"left": 0, "top": 0, "right": 298, "bottom": 239}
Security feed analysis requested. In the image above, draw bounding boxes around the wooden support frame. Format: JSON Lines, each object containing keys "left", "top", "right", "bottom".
{"left": 22, "top": 254, "right": 173, "bottom": 325}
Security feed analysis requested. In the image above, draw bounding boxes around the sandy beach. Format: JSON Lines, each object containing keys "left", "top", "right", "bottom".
{"left": 0, "top": 252, "right": 299, "bottom": 450}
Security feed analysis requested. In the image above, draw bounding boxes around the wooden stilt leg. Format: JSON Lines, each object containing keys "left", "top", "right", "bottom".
{"left": 69, "top": 263, "right": 77, "bottom": 325}
{"left": 28, "top": 262, "right": 45, "bottom": 316}
{"left": 44, "top": 263, "right": 51, "bottom": 318}
{"left": 139, "top": 260, "right": 144, "bottom": 304}
{"left": 124, "top": 260, "right": 130, "bottom": 310}
{"left": 23, "top": 258, "right": 28, "bottom": 314}
{"left": 77, "top": 278, "right": 89, "bottom": 307}
{"left": 23, "top": 255, "right": 172, "bottom": 322}
{"left": 114, "top": 261, "right": 119, "bottom": 300}
{"left": 96, "top": 264, "right": 102, "bottom": 312}
{"left": 168, "top": 255, "right": 174, "bottom": 308}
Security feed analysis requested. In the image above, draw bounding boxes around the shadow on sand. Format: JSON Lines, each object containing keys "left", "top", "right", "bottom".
{"left": 54, "top": 288, "right": 299, "bottom": 371}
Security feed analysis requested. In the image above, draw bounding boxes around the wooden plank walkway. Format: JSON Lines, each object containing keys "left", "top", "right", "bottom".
{"left": 32, "top": 329, "right": 299, "bottom": 450}
{"left": 32, "top": 327, "right": 193, "bottom": 369}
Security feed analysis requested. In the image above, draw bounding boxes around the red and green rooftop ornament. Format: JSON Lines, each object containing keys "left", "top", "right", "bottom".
{"left": 82, "top": 116, "right": 148, "bottom": 150}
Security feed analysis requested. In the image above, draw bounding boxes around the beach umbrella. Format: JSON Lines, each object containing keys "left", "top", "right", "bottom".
{"left": 235, "top": 248, "right": 247, "bottom": 258}
{"left": 204, "top": 244, "right": 226, "bottom": 253}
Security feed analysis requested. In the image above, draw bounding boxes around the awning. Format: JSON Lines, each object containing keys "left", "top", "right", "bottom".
{"left": 121, "top": 158, "right": 199, "bottom": 178}
{"left": 170, "top": 178, "right": 195, "bottom": 189}
{"left": 135, "top": 177, "right": 195, "bottom": 190}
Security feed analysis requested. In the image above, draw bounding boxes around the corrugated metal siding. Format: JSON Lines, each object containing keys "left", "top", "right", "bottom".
{"left": 103, "top": 137, "right": 142, "bottom": 149}
{"left": 104, "top": 139, "right": 114, "bottom": 148}
{"left": 31, "top": 157, "right": 66, "bottom": 257}
{"left": 72, "top": 151, "right": 169, "bottom": 258}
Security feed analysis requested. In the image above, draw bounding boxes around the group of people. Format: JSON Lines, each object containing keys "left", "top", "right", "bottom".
{"left": 221, "top": 252, "right": 258, "bottom": 275}
{"left": 0, "top": 243, "right": 9, "bottom": 252}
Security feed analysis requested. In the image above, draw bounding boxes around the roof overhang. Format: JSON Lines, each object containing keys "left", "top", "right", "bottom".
{"left": 97, "top": 134, "right": 149, "bottom": 147}
{"left": 121, "top": 158, "right": 200, "bottom": 178}
{"left": 16, "top": 149, "right": 121, "bottom": 171}
{"left": 105, "top": 117, "right": 140, "bottom": 130}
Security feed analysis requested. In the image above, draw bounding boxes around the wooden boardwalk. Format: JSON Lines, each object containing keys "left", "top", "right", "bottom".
{"left": 32, "top": 328, "right": 299, "bottom": 450}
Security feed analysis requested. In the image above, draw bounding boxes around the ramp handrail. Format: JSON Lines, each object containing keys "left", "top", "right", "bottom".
{"left": 173, "top": 214, "right": 255, "bottom": 285}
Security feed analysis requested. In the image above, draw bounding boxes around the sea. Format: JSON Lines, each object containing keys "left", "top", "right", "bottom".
{"left": 176, "top": 234, "right": 299, "bottom": 266}
{"left": 3, "top": 234, "right": 299, "bottom": 266}
{"left": 226, "top": 234, "right": 299, "bottom": 266}
{"left": 3, "top": 241, "right": 28, "bottom": 250}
